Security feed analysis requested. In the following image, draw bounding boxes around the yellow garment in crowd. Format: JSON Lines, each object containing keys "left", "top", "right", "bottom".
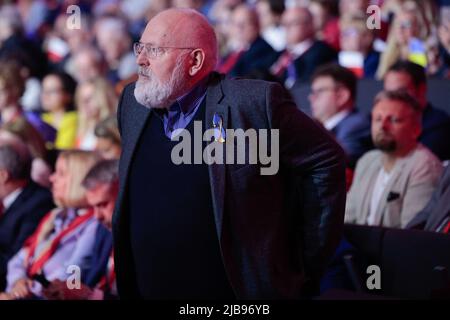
{"left": 41, "top": 111, "right": 78, "bottom": 150}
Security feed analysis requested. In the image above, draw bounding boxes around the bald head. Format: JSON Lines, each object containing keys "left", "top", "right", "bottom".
{"left": 282, "top": 6, "right": 315, "bottom": 46}
{"left": 135, "top": 9, "right": 217, "bottom": 109}
{"left": 141, "top": 8, "right": 218, "bottom": 71}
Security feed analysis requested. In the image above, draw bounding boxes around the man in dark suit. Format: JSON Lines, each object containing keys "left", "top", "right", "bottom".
{"left": 0, "top": 139, "right": 54, "bottom": 291}
{"left": 309, "top": 63, "right": 373, "bottom": 169}
{"left": 271, "top": 6, "right": 337, "bottom": 88}
{"left": 43, "top": 160, "right": 118, "bottom": 300}
{"left": 114, "top": 8, "right": 346, "bottom": 300}
{"left": 217, "top": 4, "right": 278, "bottom": 77}
{"left": 384, "top": 60, "right": 450, "bottom": 161}
{"left": 407, "top": 165, "right": 450, "bottom": 233}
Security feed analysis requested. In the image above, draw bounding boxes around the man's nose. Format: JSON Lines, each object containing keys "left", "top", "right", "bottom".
{"left": 380, "top": 118, "right": 391, "bottom": 131}
{"left": 136, "top": 51, "right": 149, "bottom": 67}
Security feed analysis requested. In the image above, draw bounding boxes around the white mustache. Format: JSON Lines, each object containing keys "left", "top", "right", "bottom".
{"left": 138, "top": 67, "right": 152, "bottom": 77}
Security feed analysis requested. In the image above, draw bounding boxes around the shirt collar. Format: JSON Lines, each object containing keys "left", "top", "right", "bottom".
{"left": 287, "top": 39, "right": 314, "bottom": 59}
{"left": 324, "top": 109, "right": 351, "bottom": 131}
{"left": 3, "top": 187, "right": 24, "bottom": 211}
{"left": 176, "top": 76, "right": 208, "bottom": 114}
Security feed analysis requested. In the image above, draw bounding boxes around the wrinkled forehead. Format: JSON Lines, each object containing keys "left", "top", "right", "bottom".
{"left": 140, "top": 14, "right": 189, "bottom": 47}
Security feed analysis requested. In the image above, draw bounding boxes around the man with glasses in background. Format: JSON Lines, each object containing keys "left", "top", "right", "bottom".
{"left": 309, "top": 63, "right": 372, "bottom": 169}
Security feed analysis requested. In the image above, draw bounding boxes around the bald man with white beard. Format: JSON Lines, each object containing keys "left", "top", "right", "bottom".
{"left": 113, "top": 8, "right": 346, "bottom": 300}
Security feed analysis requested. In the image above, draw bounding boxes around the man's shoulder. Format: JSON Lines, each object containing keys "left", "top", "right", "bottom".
{"left": 217, "top": 75, "right": 288, "bottom": 106}
{"left": 17, "top": 182, "right": 52, "bottom": 204}
{"left": 410, "top": 144, "right": 442, "bottom": 166}
{"left": 356, "top": 149, "right": 382, "bottom": 167}
{"left": 339, "top": 111, "right": 371, "bottom": 131}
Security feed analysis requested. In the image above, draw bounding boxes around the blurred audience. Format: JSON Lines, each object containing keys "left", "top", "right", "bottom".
{"left": 0, "top": 60, "right": 56, "bottom": 145}
{"left": 0, "top": 150, "right": 100, "bottom": 300}
{"left": 43, "top": 159, "right": 118, "bottom": 300}
{"left": 217, "top": 4, "right": 278, "bottom": 76}
{"left": 339, "top": 14, "right": 380, "bottom": 78}
{"left": 0, "top": 136, "right": 54, "bottom": 292}
{"left": 94, "top": 16, "right": 137, "bottom": 85}
{"left": 271, "top": 6, "right": 337, "bottom": 87}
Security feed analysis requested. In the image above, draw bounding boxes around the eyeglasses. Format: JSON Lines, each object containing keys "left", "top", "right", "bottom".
{"left": 310, "top": 86, "right": 340, "bottom": 97}
{"left": 133, "top": 42, "right": 194, "bottom": 59}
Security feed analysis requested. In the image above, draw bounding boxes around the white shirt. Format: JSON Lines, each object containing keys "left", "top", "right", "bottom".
{"left": 367, "top": 168, "right": 392, "bottom": 225}
{"left": 287, "top": 39, "right": 314, "bottom": 60}
{"left": 2, "top": 188, "right": 24, "bottom": 212}
{"left": 262, "top": 26, "right": 286, "bottom": 52}
{"left": 324, "top": 110, "right": 351, "bottom": 131}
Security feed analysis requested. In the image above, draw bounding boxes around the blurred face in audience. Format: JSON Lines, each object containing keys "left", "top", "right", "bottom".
{"left": 371, "top": 99, "right": 421, "bottom": 155}
{"left": 340, "top": 24, "right": 374, "bottom": 55}
{"left": 384, "top": 71, "right": 426, "bottom": 110}
{"left": 96, "top": 29, "right": 129, "bottom": 65}
{"left": 41, "top": 75, "right": 70, "bottom": 113}
{"left": 282, "top": 7, "right": 314, "bottom": 46}
{"left": 73, "top": 51, "right": 103, "bottom": 83}
{"left": 394, "top": 12, "right": 418, "bottom": 46}
{"left": 256, "top": 0, "right": 277, "bottom": 30}
{"left": 309, "top": 1, "right": 329, "bottom": 32}
{"left": 49, "top": 156, "right": 69, "bottom": 205}
{"left": 86, "top": 182, "right": 118, "bottom": 230}
{"left": 77, "top": 82, "right": 98, "bottom": 118}
{"left": 96, "top": 137, "right": 121, "bottom": 160}
{"left": 231, "top": 6, "right": 259, "bottom": 49}
{"left": 309, "top": 76, "right": 350, "bottom": 123}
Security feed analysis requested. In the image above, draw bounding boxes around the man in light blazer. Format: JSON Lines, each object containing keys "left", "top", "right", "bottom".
{"left": 345, "top": 90, "right": 442, "bottom": 228}
{"left": 113, "top": 8, "right": 347, "bottom": 299}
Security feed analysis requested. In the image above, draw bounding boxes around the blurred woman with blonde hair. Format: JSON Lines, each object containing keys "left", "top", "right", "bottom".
{"left": 75, "top": 77, "right": 117, "bottom": 150}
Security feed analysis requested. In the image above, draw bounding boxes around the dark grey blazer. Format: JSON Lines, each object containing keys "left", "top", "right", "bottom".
{"left": 112, "top": 72, "right": 347, "bottom": 299}
{"left": 407, "top": 165, "right": 450, "bottom": 231}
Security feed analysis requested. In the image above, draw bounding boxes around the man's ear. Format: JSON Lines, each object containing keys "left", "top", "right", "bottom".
{"left": 336, "top": 87, "right": 351, "bottom": 109}
{"left": 188, "top": 49, "right": 205, "bottom": 76}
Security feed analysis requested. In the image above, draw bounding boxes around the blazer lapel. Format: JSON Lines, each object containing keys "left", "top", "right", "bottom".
{"left": 205, "top": 74, "right": 229, "bottom": 239}
{"left": 121, "top": 103, "right": 152, "bottom": 179}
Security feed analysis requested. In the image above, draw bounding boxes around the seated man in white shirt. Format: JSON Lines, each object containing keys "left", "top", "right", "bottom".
{"left": 345, "top": 90, "right": 443, "bottom": 228}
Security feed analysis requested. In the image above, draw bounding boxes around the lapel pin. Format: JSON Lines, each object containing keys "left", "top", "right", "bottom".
{"left": 212, "top": 113, "right": 226, "bottom": 143}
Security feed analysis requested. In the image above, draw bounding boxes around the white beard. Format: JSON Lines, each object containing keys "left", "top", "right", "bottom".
{"left": 134, "top": 55, "right": 188, "bottom": 109}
